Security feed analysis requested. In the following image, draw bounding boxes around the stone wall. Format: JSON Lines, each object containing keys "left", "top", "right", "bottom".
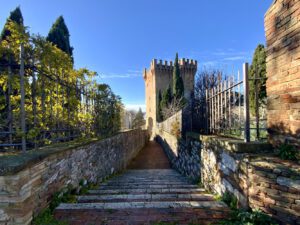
{"left": 265, "top": 0, "right": 300, "bottom": 149}
{"left": 0, "top": 129, "right": 149, "bottom": 225}
{"left": 198, "top": 135, "right": 299, "bottom": 224}
{"left": 155, "top": 110, "right": 201, "bottom": 182}
{"left": 157, "top": 131, "right": 299, "bottom": 224}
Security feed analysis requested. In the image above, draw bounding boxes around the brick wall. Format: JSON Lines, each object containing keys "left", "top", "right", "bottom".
{"left": 0, "top": 129, "right": 149, "bottom": 225}
{"left": 265, "top": 0, "right": 300, "bottom": 148}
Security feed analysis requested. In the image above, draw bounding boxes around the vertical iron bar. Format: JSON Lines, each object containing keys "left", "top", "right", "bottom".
{"left": 220, "top": 81, "right": 223, "bottom": 132}
{"left": 228, "top": 78, "right": 231, "bottom": 131}
{"left": 255, "top": 66, "right": 260, "bottom": 140}
{"left": 224, "top": 80, "right": 227, "bottom": 128}
{"left": 217, "top": 83, "right": 220, "bottom": 132}
{"left": 31, "top": 59, "right": 37, "bottom": 149}
{"left": 8, "top": 54, "right": 13, "bottom": 146}
{"left": 20, "top": 44, "right": 26, "bottom": 152}
{"left": 238, "top": 70, "right": 241, "bottom": 136}
{"left": 243, "top": 63, "right": 250, "bottom": 142}
{"left": 206, "top": 89, "right": 209, "bottom": 134}
{"left": 210, "top": 89, "right": 213, "bottom": 133}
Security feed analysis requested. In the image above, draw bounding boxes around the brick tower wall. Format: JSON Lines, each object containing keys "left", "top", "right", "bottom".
{"left": 265, "top": 0, "right": 300, "bottom": 149}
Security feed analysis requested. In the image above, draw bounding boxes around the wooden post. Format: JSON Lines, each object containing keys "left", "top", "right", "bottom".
{"left": 243, "top": 63, "right": 250, "bottom": 142}
{"left": 20, "top": 44, "right": 26, "bottom": 152}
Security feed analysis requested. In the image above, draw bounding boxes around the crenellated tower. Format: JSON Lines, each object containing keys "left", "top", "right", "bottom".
{"left": 143, "top": 58, "right": 197, "bottom": 130}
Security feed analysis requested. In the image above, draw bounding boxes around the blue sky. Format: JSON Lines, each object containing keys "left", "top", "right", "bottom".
{"left": 0, "top": 0, "right": 273, "bottom": 111}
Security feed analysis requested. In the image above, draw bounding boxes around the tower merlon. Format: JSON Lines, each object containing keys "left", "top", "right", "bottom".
{"left": 150, "top": 58, "right": 197, "bottom": 72}
{"left": 143, "top": 68, "right": 147, "bottom": 79}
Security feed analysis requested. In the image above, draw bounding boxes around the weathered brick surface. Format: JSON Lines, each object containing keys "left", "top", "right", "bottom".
{"left": 265, "top": 0, "right": 300, "bottom": 149}
{"left": 0, "top": 129, "right": 148, "bottom": 225}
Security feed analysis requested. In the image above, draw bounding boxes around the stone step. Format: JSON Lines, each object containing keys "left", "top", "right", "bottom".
{"left": 77, "top": 193, "right": 215, "bottom": 203}
{"left": 54, "top": 206, "right": 230, "bottom": 225}
{"left": 98, "top": 184, "right": 199, "bottom": 189}
{"left": 88, "top": 188, "right": 206, "bottom": 195}
{"left": 104, "top": 179, "right": 190, "bottom": 183}
{"left": 56, "top": 200, "right": 227, "bottom": 210}
{"left": 108, "top": 176, "right": 189, "bottom": 181}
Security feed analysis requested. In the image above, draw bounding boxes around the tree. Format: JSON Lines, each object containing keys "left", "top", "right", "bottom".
{"left": 47, "top": 16, "right": 73, "bottom": 59}
{"left": 157, "top": 90, "right": 163, "bottom": 122}
{"left": 94, "top": 84, "right": 122, "bottom": 137}
{"left": 132, "top": 108, "right": 145, "bottom": 129}
{"left": 249, "top": 44, "right": 267, "bottom": 115}
{"left": 161, "top": 97, "right": 185, "bottom": 120}
{"left": 173, "top": 53, "right": 184, "bottom": 99}
{"left": 194, "top": 68, "right": 223, "bottom": 132}
{"left": 160, "top": 85, "right": 172, "bottom": 115}
{"left": 1, "top": 6, "right": 23, "bottom": 41}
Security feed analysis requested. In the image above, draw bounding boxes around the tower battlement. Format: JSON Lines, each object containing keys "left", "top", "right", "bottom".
{"left": 150, "top": 58, "right": 197, "bottom": 70}
{"left": 144, "top": 58, "right": 197, "bottom": 79}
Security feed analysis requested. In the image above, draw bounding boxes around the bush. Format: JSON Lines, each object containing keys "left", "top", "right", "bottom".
{"left": 217, "top": 209, "right": 278, "bottom": 225}
{"left": 278, "top": 144, "right": 298, "bottom": 161}
{"left": 216, "top": 191, "right": 278, "bottom": 225}
{"left": 220, "top": 191, "right": 238, "bottom": 210}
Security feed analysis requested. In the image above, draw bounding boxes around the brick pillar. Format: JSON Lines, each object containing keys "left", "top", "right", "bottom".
{"left": 265, "top": 0, "right": 300, "bottom": 149}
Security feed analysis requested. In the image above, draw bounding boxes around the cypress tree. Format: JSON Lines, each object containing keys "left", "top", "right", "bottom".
{"left": 249, "top": 44, "right": 267, "bottom": 115}
{"left": 173, "top": 53, "right": 184, "bottom": 99}
{"left": 1, "top": 6, "right": 24, "bottom": 41}
{"left": 132, "top": 108, "right": 145, "bottom": 128}
{"left": 47, "top": 16, "right": 73, "bottom": 58}
{"left": 158, "top": 90, "right": 163, "bottom": 122}
{"left": 161, "top": 85, "right": 172, "bottom": 110}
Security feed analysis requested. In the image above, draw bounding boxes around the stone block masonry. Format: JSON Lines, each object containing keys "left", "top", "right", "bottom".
{"left": 198, "top": 135, "right": 300, "bottom": 224}
{"left": 0, "top": 129, "right": 149, "bottom": 225}
{"left": 157, "top": 130, "right": 299, "bottom": 224}
{"left": 265, "top": 0, "right": 300, "bottom": 149}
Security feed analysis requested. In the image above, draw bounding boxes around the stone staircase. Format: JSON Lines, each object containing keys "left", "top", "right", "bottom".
{"left": 54, "top": 169, "right": 229, "bottom": 225}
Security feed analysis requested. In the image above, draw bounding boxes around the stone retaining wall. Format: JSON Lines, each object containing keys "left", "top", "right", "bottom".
{"left": 0, "top": 129, "right": 149, "bottom": 225}
{"left": 157, "top": 132, "right": 299, "bottom": 224}
{"left": 156, "top": 134, "right": 201, "bottom": 182}
{"left": 198, "top": 135, "right": 300, "bottom": 224}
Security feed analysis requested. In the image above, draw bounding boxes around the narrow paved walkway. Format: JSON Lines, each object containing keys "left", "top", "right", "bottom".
{"left": 54, "top": 141, "right": 229, "bottom": 225}
{"left": 128, "top": 141, "right": 171, "bottom": 169}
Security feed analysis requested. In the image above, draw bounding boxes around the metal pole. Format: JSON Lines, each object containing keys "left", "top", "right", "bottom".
{"left": 20, "top": 44, "right": 26, "bottom": 152}
{"left": 243, "top": 63, "right": 250, "bottom": 142}
{"left": 255, "top": 66, "right": 260, "bottom": 140}
{"left": 8, "top": 54, "right": 13, "bottom": 146}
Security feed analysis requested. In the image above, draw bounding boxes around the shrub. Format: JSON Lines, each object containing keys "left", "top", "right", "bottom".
{"left": 220, "top": 191, "right": 238, "bottom": 210}
{"left": 278, "top": 144, "right": 298, "bottom": 161}
{"left": 171, "top": 119, "right": 181, "bottom": 138}
{"left": 217, "top": 209, "right": 278, "bottom": 225}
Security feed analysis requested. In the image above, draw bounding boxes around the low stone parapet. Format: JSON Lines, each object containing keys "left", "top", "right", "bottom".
{"left": 0, "top": 129, "right": 149, "bottom": 225}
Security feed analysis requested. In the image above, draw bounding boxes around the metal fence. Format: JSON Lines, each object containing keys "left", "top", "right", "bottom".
{"left": 205, "top": 63, "right": 267, "bottom": 142}
{"left": 0, "top": 44, "right": 96, "bottom": 152}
